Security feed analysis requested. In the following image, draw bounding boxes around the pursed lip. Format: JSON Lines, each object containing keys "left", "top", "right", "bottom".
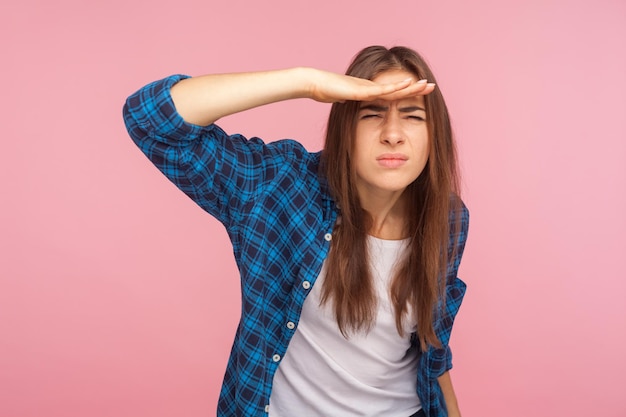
{"left": 376, "top": 153, "right": 409, "bottom": 161}
{"left": 376, "top": 153, "right": 409, "bottom": 168}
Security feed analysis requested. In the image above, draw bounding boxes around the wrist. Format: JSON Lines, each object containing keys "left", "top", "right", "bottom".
{"left": 287, "top": 66, "right": 317, "bottom": 100}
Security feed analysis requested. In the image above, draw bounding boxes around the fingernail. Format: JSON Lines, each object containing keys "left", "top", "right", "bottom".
{"left": 417, "top": 79, "right": 428, "bottom": 84}
{"left": 427, "top": 83, "right": 436, "bottom": 88}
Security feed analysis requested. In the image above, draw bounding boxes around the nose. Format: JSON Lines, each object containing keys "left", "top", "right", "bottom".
{"left": 380, "top": 114, "right": 404, "bottom": 146}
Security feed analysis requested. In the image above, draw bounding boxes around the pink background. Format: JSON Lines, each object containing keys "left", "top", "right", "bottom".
{"left": 1, "top": 0, "right": 625, "bottom": 416}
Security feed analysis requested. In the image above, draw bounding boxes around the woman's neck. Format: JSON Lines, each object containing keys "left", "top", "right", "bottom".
{"left": 361, "top": 191, "right": 409, "bottom": 240}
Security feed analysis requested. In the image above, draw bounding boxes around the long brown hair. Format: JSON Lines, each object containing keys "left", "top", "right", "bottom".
{"left": 320, "top": 45, "right": 462, "bottom": 350}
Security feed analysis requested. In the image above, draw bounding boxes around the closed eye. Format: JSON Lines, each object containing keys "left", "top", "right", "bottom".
{"left": 407, "top": 115, "right": 426, "bottom": 121}
{"left": 360, "top": 114, "right": 383, "bottom": 119}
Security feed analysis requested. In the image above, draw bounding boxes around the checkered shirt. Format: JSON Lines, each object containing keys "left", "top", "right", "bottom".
{"left": 123, "top": 74, "right": 469, "bottom": 417}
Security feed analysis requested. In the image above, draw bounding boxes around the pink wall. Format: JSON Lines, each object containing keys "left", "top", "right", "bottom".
{"left": 1, "top": 0, "right": 625, "bottom": 416}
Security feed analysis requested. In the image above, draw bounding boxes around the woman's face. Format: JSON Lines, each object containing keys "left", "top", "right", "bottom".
{"left": 352, "top": 69, "right": 430, "bottom": 204}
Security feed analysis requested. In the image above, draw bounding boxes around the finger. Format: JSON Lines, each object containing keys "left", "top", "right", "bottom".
{"left": 378, "top": 81, "right": 436, "bottom": 101}
{"left": 346, "top": 76, "right": 433, "bottom": 101}
{"left": 368, "top": 77, "right": 415, "bottom": 96}
{"left": 363, "top": 78, "right": 431, "bottom": 100}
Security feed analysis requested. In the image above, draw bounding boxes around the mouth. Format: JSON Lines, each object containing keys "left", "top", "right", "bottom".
{"left": 376, "top": 153, "right": 408, "bottom": 168}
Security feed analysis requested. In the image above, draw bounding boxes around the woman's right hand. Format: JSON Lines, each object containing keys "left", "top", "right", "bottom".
{"left": 304, "top": 67, "right": 435, "bottom": 104}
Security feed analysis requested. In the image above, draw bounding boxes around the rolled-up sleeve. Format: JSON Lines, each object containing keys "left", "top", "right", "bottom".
{"left": 123, "top": 74, "right": 201, "bottom": 144}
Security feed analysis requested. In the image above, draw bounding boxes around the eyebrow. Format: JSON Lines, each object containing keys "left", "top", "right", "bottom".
{"left": 359, "top": 104, "right": 426, "bottom": 113}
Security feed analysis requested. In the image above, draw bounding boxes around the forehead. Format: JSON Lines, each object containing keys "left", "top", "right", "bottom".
{"left": 360, "top": 95, "right": 425, "bottom": 108}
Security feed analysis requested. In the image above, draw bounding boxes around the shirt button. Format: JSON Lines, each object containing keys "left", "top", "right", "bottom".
{"left": 324, "top": 233, "right": 332, "bottom": 241}
{"left": 286, "top": 321, "right": 295, "bottom": 330}
{"left": 265, "top": 405, "right": 270, "bottom": 413}
{"left": 272, "top": 354, "right": 281, "bottom": 362}
{"left": 302, "top": 281, "right": 311, "bottom": 290}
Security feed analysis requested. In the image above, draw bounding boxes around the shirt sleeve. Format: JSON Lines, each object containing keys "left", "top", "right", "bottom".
{"left": 415, "top": 202, "right": 468, "bottom": 417}
{"left": 122, "top": 74, "right": 311, "bottom": 229}
{"left": 434, "top": 201, "right": 470, "bottom": 373}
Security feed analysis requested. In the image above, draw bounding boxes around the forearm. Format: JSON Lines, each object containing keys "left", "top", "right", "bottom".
{"left": 170, "top": 67, "right": 312, "bottom": 126}
{"left": 169, "top": 66, "right": 433, "bottom": 127}
{"left": 437, "top": 371, "right": 461, "bottom": 417}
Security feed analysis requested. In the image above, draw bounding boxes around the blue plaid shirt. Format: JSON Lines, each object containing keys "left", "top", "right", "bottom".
{"left": 123, "top": 75, "right": 469, "bottom": 417}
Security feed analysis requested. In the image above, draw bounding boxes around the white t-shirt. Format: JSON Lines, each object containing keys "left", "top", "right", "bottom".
{"left": 269, "top": 236, "right": 421, "bottom": 417}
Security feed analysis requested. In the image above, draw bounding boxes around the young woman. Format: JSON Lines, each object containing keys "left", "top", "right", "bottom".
{"left": 124, "top": 45, "right": 469, "bottom": 417}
